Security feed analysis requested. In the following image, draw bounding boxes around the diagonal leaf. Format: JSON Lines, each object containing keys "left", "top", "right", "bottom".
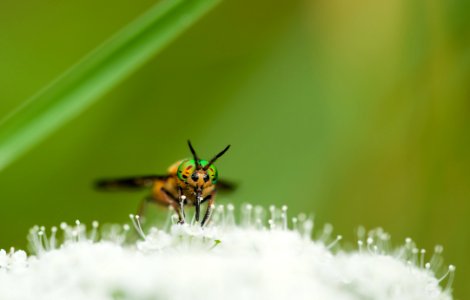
{"left": 0, "top": 0, "right": 221, "bottom": 172}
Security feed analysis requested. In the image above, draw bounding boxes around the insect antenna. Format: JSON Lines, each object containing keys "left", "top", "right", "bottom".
{"left": 188, "top": 140, "right": 202, "bottom": 169}
{"left": 204, "top": 144, "right": 231, "bottom": 170}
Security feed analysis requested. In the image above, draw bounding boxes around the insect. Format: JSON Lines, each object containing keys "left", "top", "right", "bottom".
{"left": 95, "top": 141, "right": 233, "bottom": 227}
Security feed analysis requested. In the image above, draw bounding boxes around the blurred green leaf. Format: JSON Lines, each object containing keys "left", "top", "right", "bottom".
{"left": 0, "top": 0, "right": 220, "bottom": 172}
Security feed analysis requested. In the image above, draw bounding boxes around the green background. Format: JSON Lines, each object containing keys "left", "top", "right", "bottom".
{"left": 0, "top": 0, "right": 469, "bottom": 298}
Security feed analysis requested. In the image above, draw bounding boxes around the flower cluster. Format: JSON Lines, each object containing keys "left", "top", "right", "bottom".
{"left": 0, "top": 204, "right": 455, "bottom": 300}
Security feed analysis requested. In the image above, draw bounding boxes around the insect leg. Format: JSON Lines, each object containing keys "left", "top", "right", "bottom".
{"left": 200, "top": 194, "right": 212, "bottom": 204}
{"left": 137, "top": 196, "right": 154, "bottom": 218}
{"left": 161, "top": 187, "right": 178, "bottom": 202}
{"left": 201, "top": 193, "right": 215, "bottom": 227}
{"left": 161, "top": 187, "right": 185, "bottom": 224}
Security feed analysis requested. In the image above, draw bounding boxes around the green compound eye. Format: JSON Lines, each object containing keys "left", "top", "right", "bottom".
{"left": 177, "top": 160, "right": 197, "bottom": 182}
{"left": 209, "top": 167, "right": 218, "bottom": 183}
{"left": 200, "top": 160, "right": 218, "bottom": 184}
{"left": 177, "top": 159, "right": 218, "bottom": 183}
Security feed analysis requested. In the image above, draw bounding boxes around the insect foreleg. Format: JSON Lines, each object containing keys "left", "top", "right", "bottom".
{"left": 161, "top": 187, "right": 178, "bottom": 202}
{"left": 201, "top": 194, "right": 212, "bottom": 204}
{"left": 201, "top": 192, "right": 215, "bottom": 227}
{"left": 161, "top": 187, "right": 185, "bottom": 224}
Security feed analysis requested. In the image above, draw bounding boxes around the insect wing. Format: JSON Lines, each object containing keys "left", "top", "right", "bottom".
{"left": 216, "top": 179, "right": 237, "bottom": 192}
{"left": 95, "top": 175, "right": 169, "bottom": 190}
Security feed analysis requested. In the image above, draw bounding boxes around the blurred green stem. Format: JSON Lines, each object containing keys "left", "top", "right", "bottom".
{"left": 0, "top": 0, "right": 220, "bottom": 171}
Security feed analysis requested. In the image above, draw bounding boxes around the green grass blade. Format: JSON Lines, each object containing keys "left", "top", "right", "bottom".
{"left": 0, "top": 0, "right": 221, "bottom": 172}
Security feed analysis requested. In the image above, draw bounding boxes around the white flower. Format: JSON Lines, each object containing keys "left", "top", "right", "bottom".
{"left": 0, "top": 204, "right": 455, "bottom": 300}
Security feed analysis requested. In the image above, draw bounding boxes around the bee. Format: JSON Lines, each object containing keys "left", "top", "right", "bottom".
{"left": 95, "top": 141, "right": 233, "bottom": 226}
